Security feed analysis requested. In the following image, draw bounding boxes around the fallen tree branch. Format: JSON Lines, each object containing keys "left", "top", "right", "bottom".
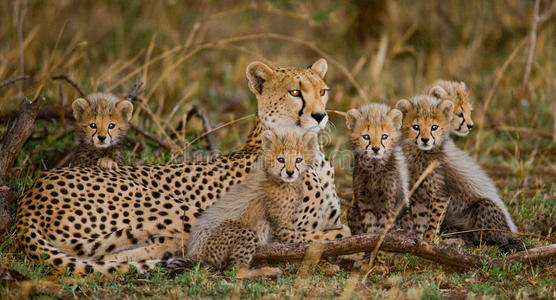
{"left": 186, "top": 106, "right": 220, "bottom": 157}
{"left": 0, "top": 95, "right": 46, "bottom": 231}
{"left": 253, "top": 233, "right": 556, "bottom": 271}
{"left": 0, "top": 75, "right": 30, "bottom": 90}
{"left": 0, "top": 96, "right": 47, "bottom": 178}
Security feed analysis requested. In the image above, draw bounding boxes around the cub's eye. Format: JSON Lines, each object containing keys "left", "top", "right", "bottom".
{"left": 289, "top": 89, "right": 301, "bottom": 97}
{"left": 431, "top": 125, "right": 439, "bottom": 131}
{"left": 89, "top": 123, "right": 97, "bottom": 129}
{"left": 295, "top": 157, "right": 303, "bottom": 163}
{"left": 412, "top": 124, "right": 420, "bottom": 131}
{"left": 277, "top": 157, "right": 285, "bottom": 163}
{"left": 457, "top": 112, "right": 464, "bottom": 118}
{"left": 381, "top": 134, "right": 388, "bottom": 140}
{"left": 362, "top": 134, "right": 370, "bottom": 140}
{"left": 108, "top": 123, "right": 116, "bottom": 130}
{"left": 319, "top": 89, "right": 327, "bottom": 96}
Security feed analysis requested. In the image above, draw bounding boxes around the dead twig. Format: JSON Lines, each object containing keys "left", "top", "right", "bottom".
{"left": 130, "top": 123, "right": 174, "bottom": 153}
{"left": 126, "top": 81, "right": 144, "bottom": 102}
{"left": 522, "top": 0, "right": 556, "bottom": 91}
{"left": 0, "top": 75, "right": 30, "bottom": 90}
{"left": 51, "top": 75, "right": 85, "bottom": 97}
{"left": 186, "top": 106, "right": 220, "bottom": 157}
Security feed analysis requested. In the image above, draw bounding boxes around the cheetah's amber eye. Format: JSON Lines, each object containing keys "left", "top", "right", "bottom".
{"left": 319, "top": 89, "right": 327, "bottom": 96}
{"left": 295, "top": 157, "right": 303, "bottom": 163}
{"left": 362, "top": 134, "right": 370, "bottom": 140}
{"left": 277, "top": 157, "right": 285, "bottom": 163}
{"left": 108, "top": 123, "right": 116, "bottom": 130}
{"left": 89, "top": 123, "right": 97, "bottom": 129}
{"left": 431, "top": 125, "right": 439, "bottom": 131}
{"left": 289, "top": 89, "right": 300, "bottom": 97}
{"left": 381, "top": 134, "right": 388, "bottom": 140}
{"left": 412, "top": 124, "right": 420, "bottom": 131}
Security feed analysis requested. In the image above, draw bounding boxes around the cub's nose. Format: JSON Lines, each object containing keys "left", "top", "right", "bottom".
{"left": 311, "top": 112, "right": 327, "bottom": 123}
{"left": 286, "top": 170, "right": 294, "bottom": 177}
{"left": 421, "top": 137, "right": 430, "bottom": 144}
{"left": 97, "top": 136, "right": 107, "bottom": 142}
{"left": 467, "top": 124, "right": 474, "bottom": 129}
{"left": 371, "top": 147, "right": 380, "bottom": 153}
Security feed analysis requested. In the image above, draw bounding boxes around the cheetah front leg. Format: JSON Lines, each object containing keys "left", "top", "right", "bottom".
{"left": 97, "top": 157, "right": 118, "bottom": 170}
{"left": 424, "top": 194, "right": 450, "bottom": 243}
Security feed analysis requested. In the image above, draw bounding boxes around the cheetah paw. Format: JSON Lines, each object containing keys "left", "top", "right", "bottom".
{"left": 236, "top": 267, "right": 282, "bottom": 280}
{"left": 97, "top": 157, "right": 118, "bottom": 170}
{"left": 164, "top": 257, "right": 198, "bottom": 270}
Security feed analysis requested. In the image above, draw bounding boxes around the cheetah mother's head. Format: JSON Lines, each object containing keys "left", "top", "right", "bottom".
{"left": 246, "top": 59, "right": 330, "bottom": 133}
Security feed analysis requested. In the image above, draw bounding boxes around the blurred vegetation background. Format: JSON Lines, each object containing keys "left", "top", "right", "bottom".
{"left": 0, "top": 1, "right": 554, "bottom": 297}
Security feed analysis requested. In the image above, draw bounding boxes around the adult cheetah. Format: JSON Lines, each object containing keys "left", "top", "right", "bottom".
{"left": 15, "top": 58, "right": 349, "bottom": 275}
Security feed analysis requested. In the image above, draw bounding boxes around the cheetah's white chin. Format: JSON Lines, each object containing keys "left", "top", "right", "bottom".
{"left": 417, "top": 144, "right": 434, "bottom": 151}
{"left": 451, "top": 129, "right": 469, "bottom": 137}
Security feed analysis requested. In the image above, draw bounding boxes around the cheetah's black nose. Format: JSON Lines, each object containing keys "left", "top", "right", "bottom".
{"left": 311, "top": 112, "right": 327, "bottom": 123}
{"left": 467, "top": 124, "right": 474, "bottom": 129}
{"left": 421, "top": 137, "right": 430, "bottom": 144}
{"left": 371, "top": 147, "right": 380, "bottom": 153}
{"left": 98, "top": 136, "right": 107, "bottom": 142}
{"left": 286, "top": 170, "right": 294, "bottom": 177}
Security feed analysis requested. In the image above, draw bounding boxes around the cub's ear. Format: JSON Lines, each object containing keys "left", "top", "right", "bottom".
{"left": 302, "top": 130, "right": 317, "bottom": 150}
{"left": 72, "top": 98, "right": 90, "bottom": 121}
{"left": 116, "top": 100, "right": 134, "bottom": 122}
{"left": 262, "top": 130, "right": 277, "bottom": 150}
{"left": 438, "top": 100, "right": 454, "bottom": 121}
{"left": 428, "top": 85, "right": 448, "bottom": 99}
{"left": 395, "top": 99, "right": 412, "bottom": 115}
{"left": 345, "top": 108, "right": 361, "bottom": 130}
{"left": 388, "top": 108, "right": 403, "bottom": 129}
{"left": 309, "top": 58, "right": 328, "bottom": 78}
{"left": 246, "top": 61, "right": 274, "bottom": 95}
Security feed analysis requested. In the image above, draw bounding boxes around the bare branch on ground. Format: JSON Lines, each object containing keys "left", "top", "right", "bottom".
{"left": 253, "top": 233, "right": 556, "bottom": 271}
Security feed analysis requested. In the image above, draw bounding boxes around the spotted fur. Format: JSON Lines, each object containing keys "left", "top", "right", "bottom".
{"left": 187, "top": 128, "right": 346, "bottom": 277}
{"left": 70, "top": 93, "right": 133, "bottom": 170}
{"left": 425, "top": 80, "right": 474, "bottom": 137}
{"left": 15, "top": 59, "right": 349, "bottom": 275}
{"left": 396, "top": 95, "right": 520, "bottom": 250}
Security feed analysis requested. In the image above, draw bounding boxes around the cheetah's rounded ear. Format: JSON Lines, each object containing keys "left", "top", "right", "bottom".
{"left": 428, "top": 85, "right": 448, "bottom": 100}
{"left": 116, "top": 100, "right": 134, "bottom": 122}
{"left": 262, "top": 130, "right": 277, "bottom": 150}
{"left": 302, "top": 131, "right": 317, "bottom": 150}
{"left": 72, "top": 98, "right": 90, "bottom": 121}
{"left": 310, "top": 58, "right": 328, "bottom": 78}
{"left": 345, "top": 108, "right": 361, "bottom": 130}
{"left": 395, "top": 99, "right": 411, "bottom": 115}
{"left": 246, "top": 61, "right": 274, "bottom": 95}
{"left": 388, "top": 108, "right": 403, "bottom": 130}
{"left": 438, "top": 100, "right": 454, "bottom": 122}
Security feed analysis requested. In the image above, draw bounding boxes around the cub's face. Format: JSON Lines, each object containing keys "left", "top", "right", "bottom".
{"left": 428, "top": 82, "right": 474, "bottom": 136}
{"left": 72, "top": 94, "right": 133, "bottom": 148}
{"left": 346, "top": 104, "right": 402, "bottom": 159}
{"left": 246, "top": 59, "right": 330, "bottom": 133}
{"left": 261, "top": 129, "right": 316, "bottom": 183}
{"left": 396, "top": 97, "right": 454, "bottom": 151}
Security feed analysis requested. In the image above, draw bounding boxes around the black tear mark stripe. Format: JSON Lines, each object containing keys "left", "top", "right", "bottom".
{"left": 365, "top": 139, "right": 371, "bottom": 151}
{"left": 430, "top": 129, "right": 436, "bottom": 143}
{"left": 297, "top": 87, "right": 306, "bottom": 117}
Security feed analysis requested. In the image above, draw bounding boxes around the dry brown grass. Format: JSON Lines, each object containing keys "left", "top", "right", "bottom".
{"left": 0, "top": 0, "right": 554, "bottom": 298}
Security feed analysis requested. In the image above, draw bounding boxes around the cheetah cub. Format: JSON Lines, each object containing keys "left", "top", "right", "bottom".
{"left": 345, "top": 104, "right": 411, "bottom": 267}
{"left": 71, "top": 93, "right": 133, "bottom": 169}
{"left": 395, "top": 95, "right": 520, "bottom": 250}
{"left": 187, "top": 127, "right": 322, "bottom": 279}
{"left": 425, "top": 80, "right": 474, "bottom": 137}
